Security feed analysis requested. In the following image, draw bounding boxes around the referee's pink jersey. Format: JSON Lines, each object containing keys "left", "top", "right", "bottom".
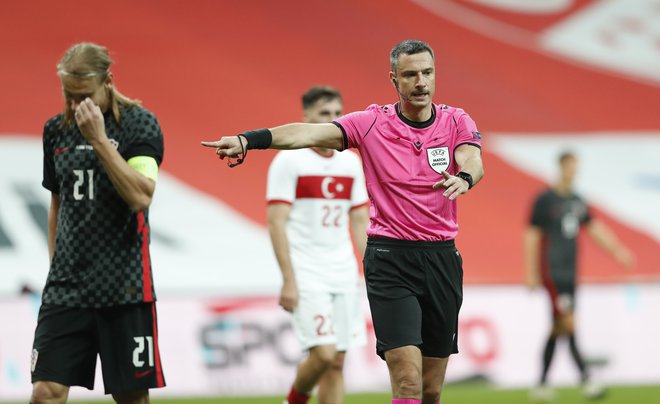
{"left": 333, "top": 103, "right": 481, "bottom": 241}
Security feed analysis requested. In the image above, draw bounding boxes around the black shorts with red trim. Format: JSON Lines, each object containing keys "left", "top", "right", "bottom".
{"left": 31, "top": 302, "right": 166, "bottom": 394}
{"left": 363, "top": 237, "right": 463, "bottom": 359}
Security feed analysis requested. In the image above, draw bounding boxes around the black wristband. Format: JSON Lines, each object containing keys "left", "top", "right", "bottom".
{"left": 456, "top": 171, "right": 474, "bottom": 189}
{"left": 241, "top": 128, "right": 272, "bottom": 150}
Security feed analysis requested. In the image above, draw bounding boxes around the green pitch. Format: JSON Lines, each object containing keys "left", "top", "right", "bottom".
{"left": 66, "top": 384, "right": 660, "bottom": 404}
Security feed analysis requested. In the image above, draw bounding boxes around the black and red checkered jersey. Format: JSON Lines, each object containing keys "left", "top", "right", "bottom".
{"left": 41, "top": 105, "right": 164, "bottom": 308}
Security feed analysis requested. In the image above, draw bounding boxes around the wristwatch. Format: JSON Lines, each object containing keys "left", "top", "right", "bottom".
{"left": 456, "top": 171, "right": 474, "bottom": 190}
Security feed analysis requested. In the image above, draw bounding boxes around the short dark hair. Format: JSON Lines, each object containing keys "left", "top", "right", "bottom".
{"left": 558, "top": 150, "right": 576, "bottom": 164}
{"left": 390, "top": 39, "right": 435, "bottom": 72}
{"left": 302, "top": 86, "right": 342, "bottom": 110}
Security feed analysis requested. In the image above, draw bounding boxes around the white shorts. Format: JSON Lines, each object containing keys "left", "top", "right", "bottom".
{"left": 292, "top": 290, "right": 367, "bottom": 351}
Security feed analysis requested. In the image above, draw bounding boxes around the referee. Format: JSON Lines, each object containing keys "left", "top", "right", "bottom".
{"left": 30, "top": 42, "right": 166, "bottom": 404}
{"left": 203, "top": 39, "right": 483, "bottom": 404}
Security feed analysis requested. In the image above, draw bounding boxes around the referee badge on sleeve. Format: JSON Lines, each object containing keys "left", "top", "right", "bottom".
{"left": 427, "top": 146, "right": 450, "bottom": 174}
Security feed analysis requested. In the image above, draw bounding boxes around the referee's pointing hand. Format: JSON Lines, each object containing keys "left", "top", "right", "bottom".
{"left": 201, "top": 136, "right": 246, "bottom": 159}
{"left": 433, "top": 171, "right": 470, "bottom": 201}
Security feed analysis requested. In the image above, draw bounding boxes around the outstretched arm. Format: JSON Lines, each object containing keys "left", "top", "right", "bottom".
{"left": 201, "top": 123, "right": 342, "bottom": 159}
{"left": 587, "top": 218, "right": 634, "bottom": 268}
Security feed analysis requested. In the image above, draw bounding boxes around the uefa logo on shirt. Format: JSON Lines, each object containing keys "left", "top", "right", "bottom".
{"left": 427, "top": 146, "right": 450, "bottom": 174}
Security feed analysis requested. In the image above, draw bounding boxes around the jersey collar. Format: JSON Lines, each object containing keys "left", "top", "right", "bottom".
{"left": 395, "top": 103, "right": 436, "bottom": 129}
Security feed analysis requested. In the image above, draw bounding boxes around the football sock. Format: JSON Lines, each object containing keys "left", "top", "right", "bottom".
{"left": 287, "top": 386, "right": 310, "bottom": 404}
{"left": 392, "top": 400, "right": 421, "bottom": 403}
{"left": 568, "top": 334, "right": 589, "bottom": 382}
{"left": 540, "top": 334, "right": 557, "bottom": 384}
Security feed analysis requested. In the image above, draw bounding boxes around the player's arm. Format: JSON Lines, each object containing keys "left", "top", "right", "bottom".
{"left": 47, "top": 193, "right": 60, "bottom": 262}
{"left": 524, "top": 225, "right": 543, "bottom": 289}
{"left": 201, "top": 123, "right": 343, "bottom": 158}
{"left": 433, "top": 144, "right": 484, "bottom": 200}
{"left": 586, "top": 219, "right": 634, "bottom": 268}
{"left": 349, "top": 205, "right": 369, "bottom": 257}
{"left": 75, "top": 99, "right": 156, "bottom": 212}
{"left": 268, "top": 203, "right": 298, "bottom": 312}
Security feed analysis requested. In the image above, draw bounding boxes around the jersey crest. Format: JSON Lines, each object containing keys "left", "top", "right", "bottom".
{"left": 427, "top": 146, "right": 450, "bottom": 174}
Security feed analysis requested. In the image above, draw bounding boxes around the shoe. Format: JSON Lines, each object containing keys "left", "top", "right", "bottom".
{"left": 529, "top": 385, "right": 555, "bottom": 402}
{"left": 583, "top": 380, "right": 607, "bottom": 400}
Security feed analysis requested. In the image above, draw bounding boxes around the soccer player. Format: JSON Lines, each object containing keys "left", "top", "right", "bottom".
{"left": 203, "top": 39, "right": 484, "bottom": 404}
{"left": 525, "top": 151, "right": 633, "bottom": 401}
{"left": 30, "top": 42, "right": 165, "bottom": 404}
{"left": 268, "top": 86, "right": 369, "bottom": 404}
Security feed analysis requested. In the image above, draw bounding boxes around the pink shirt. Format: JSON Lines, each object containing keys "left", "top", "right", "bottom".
{"left": 333, "top": 103, "right": 481, "bottom": 241}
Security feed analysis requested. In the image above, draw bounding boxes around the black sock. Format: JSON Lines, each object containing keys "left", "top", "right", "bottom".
{"left": 568, "top": 334, "right": 589, "bottom": 382}
{"left": 540, "top": 334, "right": 557, "bottom": 385}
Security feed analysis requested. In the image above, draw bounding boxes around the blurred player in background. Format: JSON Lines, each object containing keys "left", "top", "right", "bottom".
{"left": 30, "top": 42, "right": 165, "bottom": 404}
{"left": 524, "top": 151, "right": 633, "bottom": 402}
{"left": 203, "top": 39, "right": 484, "bottom": 404}
{"left": 267, "top": 86, "right": 369, "bottom": 404}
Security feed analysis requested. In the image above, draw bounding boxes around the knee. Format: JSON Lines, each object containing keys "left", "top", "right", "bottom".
{"left": 395, "top": 372, "right": 422, "bottom": 397}
{"left": 328, "top": 352, "right": 346, "bottom": 373}
{"left": 112, "top": 389, "right": 149, "bottom": 404}
{"left": 31, "top": 382, "right": 67, "bottom": 404}
{"left": 422, "top": 384, "right": 441, "bottom": 403}
{"left": 309, "top": 346, "right": 338, "bottom": 368}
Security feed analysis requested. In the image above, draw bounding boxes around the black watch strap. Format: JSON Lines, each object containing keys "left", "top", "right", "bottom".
{"left": 456, "top": 171, "right": 474, "bottom": 189}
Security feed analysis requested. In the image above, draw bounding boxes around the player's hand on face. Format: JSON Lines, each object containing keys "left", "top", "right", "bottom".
{"left": 279, "top": 279, "right": 299, "bottom": 312}
{"left": 432, "top": 171, "right": 469, "bottom": 200}
{"left": 201, "top": 136, "right": 247, "bottom": 160}
{"left": 75, "top": 98, "right": 107, "bottom": 143}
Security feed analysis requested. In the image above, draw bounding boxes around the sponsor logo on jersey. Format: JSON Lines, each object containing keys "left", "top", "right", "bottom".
{"left": 135, "top": 368, "right": 154, "bottom": 379}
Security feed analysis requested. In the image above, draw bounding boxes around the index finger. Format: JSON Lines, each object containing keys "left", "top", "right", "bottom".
{"left": 201, "top": 140, "right": 222, "bottom": 147}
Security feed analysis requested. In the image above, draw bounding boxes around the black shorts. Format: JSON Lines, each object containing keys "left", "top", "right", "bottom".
{"left": 363, "top": 237, "right": 463, "bottom": 359}
{"left": 31, "top": 302, "right": 166, "bottom": 394}
{"left": 543, "top": 277, "right": 577, "bottom": 317}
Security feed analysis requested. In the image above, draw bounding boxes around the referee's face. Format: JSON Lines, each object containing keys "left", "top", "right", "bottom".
{"left": 390, "top": 51, "right": 435, "bottom": 109}
{"left": 304, "top": 98, "right": 343, "bottom": 124}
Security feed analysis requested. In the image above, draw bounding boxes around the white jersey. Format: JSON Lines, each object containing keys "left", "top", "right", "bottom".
{"left": 267, "top": 148, "right": 369, "bottom": 292}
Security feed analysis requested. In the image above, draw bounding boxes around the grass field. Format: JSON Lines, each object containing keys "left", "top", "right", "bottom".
{"left": 62, "top": 384, "right": 660, "bottom": 404}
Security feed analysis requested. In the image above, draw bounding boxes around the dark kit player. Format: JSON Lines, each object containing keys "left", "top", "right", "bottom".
{"left": 30, "top": 42, "right": 165, "bottom": 404}
{"left": 525, "top": 151, "right": 633, "bottom": 402}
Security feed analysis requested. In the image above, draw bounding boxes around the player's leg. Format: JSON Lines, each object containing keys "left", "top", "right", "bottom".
{"left": 291, "top": 344, "right": 338, "bottom": 398}
{"left": 31, "top": 304, "right": 98, "bottom": 404}
{"left": 421, "top": 356, "right": 448, "bottom": 404}
{"left": 363, "top": 239, "right": 426, "bottom": 402}
{"left": 30, "top": 382, "right": 70, "bottom": 404}
{"left": 418, "top": 241, "right": 463, "bottom": 403}
{"left": 385, "top": 345, "right": 423, "bottom": 400}
{"left": 316, "top": 290, "right": 367, "bottom": 403}
{"left": 112, "top": 389, "right": 149, "bottom": 404}
{"left": 96, "top": 303, "right": 165, "bottom": 401}
{"left": 540, "top": 318, "right": 561, "bottom": 386}
{"left": 287, "top": 291, "right": 338, "bottom": 403}
{"left": 316, "top": 351, "right": 346, "bottom": 404}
